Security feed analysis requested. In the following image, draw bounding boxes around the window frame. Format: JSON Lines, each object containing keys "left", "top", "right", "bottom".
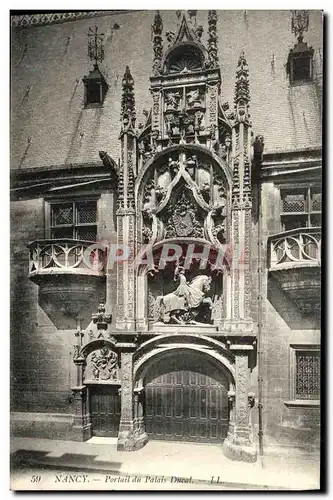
{"left": 285, "top": 344, "right": 320, "bottom": 407}
{"left": 279, "top": 184, "right": 321, "bottom": 231}
{"left": 45, "top": 197, "right": 99, "bottom": 242}
{"left": 289, "top": 53, "right": 313, "bottom": 84}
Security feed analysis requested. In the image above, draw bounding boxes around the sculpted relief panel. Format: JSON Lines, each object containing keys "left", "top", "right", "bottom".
{"left": 85, "top": 348, "right": 119, "bottom": 382}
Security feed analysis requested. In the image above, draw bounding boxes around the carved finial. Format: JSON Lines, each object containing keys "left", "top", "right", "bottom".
{"left": 152, "top": 11, "right": 163, "bottom": 75}
{"left": 87, "top": 26, "right": 105, "bottom": 68}
{"left": 207, "top": 10, "right": 219, "bottom": 68}
{"left": 234, "top": 51, "right": 250, "bottom": 123}
{"left": 291, "top": 10, "right": 309, "bottom": 43}
{"left": 121, "top": 66, "right": 136, "bottom": 131}
{"left": 92, "top": 301, "right": 112, "bottom": 331}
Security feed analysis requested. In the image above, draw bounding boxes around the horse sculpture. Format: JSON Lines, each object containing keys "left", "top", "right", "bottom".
{"left": 155, "top": 270, "right": 213, "bottom": 325}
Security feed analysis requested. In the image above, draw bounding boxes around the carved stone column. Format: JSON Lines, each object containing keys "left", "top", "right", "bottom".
{"left": 224, "top": 52, "right": 253, "bottom": 334}
{"left": 223, "top": 346, "right": 257, "bottom": 462}
{"left": 71, "top": 357, "right": 92, "bottom": 441}
{"left": 133, "top": 387, "right": 148, "bottom": 444}
{"left": 117, "top": 346, "right": 148, "bottom": 451}
{"left": 116, "top": 66, "right": 137, "bottom": 332}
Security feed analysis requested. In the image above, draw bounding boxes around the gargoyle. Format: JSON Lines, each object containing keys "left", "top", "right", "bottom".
{"left": 99, "top": 151, "right": 119, "bottom": 177}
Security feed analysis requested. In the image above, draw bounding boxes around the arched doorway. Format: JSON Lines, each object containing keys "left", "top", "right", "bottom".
{"left": 144, "top": 350, "right": 229, "bottom": 443}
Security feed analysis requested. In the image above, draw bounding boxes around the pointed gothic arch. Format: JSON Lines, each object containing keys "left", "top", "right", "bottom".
{"left": 135, "top": 144, "right": 232, "bottom": 207}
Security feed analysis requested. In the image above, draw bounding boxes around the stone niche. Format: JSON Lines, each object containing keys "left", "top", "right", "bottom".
{"left": 147, "top": 257, "right": 223, "bottom": 327}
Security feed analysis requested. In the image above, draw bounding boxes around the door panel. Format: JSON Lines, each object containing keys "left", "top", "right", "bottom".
{"left": 90, "top": 385, "right": 121, "bottom": 437}
{"left": 145, "top": 353, "right": 229, "bottom": 443}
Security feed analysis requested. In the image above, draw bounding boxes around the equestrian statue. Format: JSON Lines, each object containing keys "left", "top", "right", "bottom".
{"left": 155, "top": 265, "right": 214, "bottom": 325}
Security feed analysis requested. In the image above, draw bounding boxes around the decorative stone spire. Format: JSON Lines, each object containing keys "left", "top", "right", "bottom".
{"left": 121, "top": 66, "right": 136, "bottom": 132}
{"left": 152, "top": 11, "right": 163, "bottom": 75}
{"left": 291, "top": 10, "right": 309, "bottom": 43}
{"left": 207, "top": 10, "right": 219, "bottom": 68}
{"left": 234, "top": 51, "right": 250, "bottom": 123}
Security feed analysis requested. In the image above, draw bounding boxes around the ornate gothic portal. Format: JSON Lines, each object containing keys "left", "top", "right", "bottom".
{"left": 138, "top": 148, "right": 229, "bottom": 329}
{"left": 72, "top": 11, "right": 259, "bottom": 463}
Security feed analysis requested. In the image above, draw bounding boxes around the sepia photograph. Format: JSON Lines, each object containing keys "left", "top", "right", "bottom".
{"left": 9, "top": 8, "right": 323, "bottom": 491}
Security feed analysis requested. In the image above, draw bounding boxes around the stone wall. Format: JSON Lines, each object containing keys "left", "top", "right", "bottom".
{"left": 259, "top": 181, "right": 321, "bottom": 449}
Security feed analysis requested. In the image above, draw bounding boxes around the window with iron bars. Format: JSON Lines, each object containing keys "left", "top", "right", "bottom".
{"left": 280, "top": 186, "right": 321, "bottom": 231}
{"left": 295, "top": 349, "right": 320, "bottom": 400}
{"left": 50, "top": 201, "right": 97, "bottom": 241}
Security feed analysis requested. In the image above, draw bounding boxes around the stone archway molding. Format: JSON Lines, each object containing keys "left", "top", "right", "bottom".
{"left": 80, "top": 338, "right": 118, "bottom": 359}
{"left": 133, "top": 333, "right": 235, "bottom": 388}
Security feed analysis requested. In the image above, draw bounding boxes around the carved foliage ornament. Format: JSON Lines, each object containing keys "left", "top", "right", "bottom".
{"left": 121, "top": 66, "right": 136, "bottom": 130}
{"left": 152, "top": 11, "right": 163, "bottom": 75}
{"left": 207, "top": 10, "right": 219, "bottom": 68}
{"left": 234, "top": 52, "right": 250, "bottom": 125}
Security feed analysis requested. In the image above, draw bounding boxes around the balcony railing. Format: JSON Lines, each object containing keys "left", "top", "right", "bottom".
{"left": 28, "top": 239, "right": 106, "bottom": 279}
{"left": 268, "top": 227, "right": 321, "bottom": 270}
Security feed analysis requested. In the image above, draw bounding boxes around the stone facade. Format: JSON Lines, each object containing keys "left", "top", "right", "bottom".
{"left": 10, "top": 10, "right": 322, "bottom": 460}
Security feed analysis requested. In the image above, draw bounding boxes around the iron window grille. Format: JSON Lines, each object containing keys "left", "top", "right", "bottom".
{"left": 280, "top": 186, "right": 321, "bottom": 231}
{"left": 290, "top": 346, "right": 320, "bottom": 401}
{"left": 50, "top": 200, "right": 97, "bottom": 241}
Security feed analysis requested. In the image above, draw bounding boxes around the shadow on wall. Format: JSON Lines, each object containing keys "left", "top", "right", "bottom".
{"left": 267, "top": 276, "right": 320, "bottom": 330}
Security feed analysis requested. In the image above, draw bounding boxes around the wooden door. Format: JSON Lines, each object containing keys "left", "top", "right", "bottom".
{"left": 90, "top": 385, "right": 121, "bottom": 437}
{"left": 145, "top": 353, "right": 228, "bottom": 442}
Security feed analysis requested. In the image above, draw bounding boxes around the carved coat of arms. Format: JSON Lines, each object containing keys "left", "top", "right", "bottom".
{"left": 164, "top": 192, "right": 203, "bottom": 238}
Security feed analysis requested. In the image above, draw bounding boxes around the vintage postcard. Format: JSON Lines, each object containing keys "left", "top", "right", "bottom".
{"left": 10, "top": 9, "right": 322, "bottom": 491}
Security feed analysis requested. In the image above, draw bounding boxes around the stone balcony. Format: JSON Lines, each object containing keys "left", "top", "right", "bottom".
{"left": 267, "top": 227, "right": 321, "bottom": 315}
{"left": 28, "top": 239, "right": 106, "bottom": 280}
{"left": 28, "top": 239, "right": 107, "bottom": 329}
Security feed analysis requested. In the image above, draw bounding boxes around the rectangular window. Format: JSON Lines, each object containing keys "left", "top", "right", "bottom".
{"left": 50, "top": 200, "right": 97, "bottom": 241}
{"left": 292, "top": 55, "right": 312, "bottom": 82}
{"left": 290, "top": 345, "right": 320, "bottom": 402}
{"left": 86, "top": 83, "right": 102, "bottom": 105}
{"left": 280, "top": 186, "right": 321, "bottom": 231}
